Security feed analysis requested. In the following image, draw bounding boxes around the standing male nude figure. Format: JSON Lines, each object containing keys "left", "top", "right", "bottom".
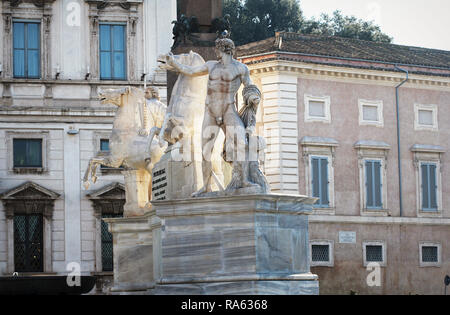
{"left": 159, "top": 38, "right": 262, "bottom": 196}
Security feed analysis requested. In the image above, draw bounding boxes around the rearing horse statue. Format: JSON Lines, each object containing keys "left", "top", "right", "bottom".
{"left": 83, "top": 86, "right": 166, "bottom": 191}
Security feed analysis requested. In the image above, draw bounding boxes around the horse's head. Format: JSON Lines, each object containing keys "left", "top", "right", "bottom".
{"left": 98, "top": 87, "right": 130, "bottom": 106}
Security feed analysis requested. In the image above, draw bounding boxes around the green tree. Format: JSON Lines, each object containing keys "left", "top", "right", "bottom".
{"left": 224, "top": 1, "right": 392, "bottom": 45}
{"left": 224, "top": 0, "right": 302, "bottom": 45}
{"left": 302, "top": 10, "right": 392, "bottom": 43}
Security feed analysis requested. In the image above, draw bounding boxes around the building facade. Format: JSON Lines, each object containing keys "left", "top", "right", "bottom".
{"left": 237, "top": 32, "right": 450, "bottom": 295}
{"left": 0, "top": 0, "right": 175, "bottom": 290}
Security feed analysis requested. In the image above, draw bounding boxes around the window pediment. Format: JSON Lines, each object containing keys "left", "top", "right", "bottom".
{"left": 1, "top": 181, "right": 59, "bottom": 200}
{"left": 87, "top": 182, "right": 125, "bottom": 217}
{"left": 1, "top": 181, "right": 59, "bottom": 218}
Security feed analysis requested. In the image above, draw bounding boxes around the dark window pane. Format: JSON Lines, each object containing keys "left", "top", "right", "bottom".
{"left": 100, "top": 139, "right": 110, "bottom": 151}
{"left": 320, "top": 158, "right": 329, "bottom": 205}
{"left": 366, "top": 161, "right": 374, "bottom": 207}
{"left": 14, "top": 214, "right": 43, "bottom": 272}
{"left": 422, "top": 246, "right": 438, "bottom": 262}
{"left": 101, "top": 213, "right": 122, "bottom": 272}
{"left": 374, "top": 161, "right": 382, "bottom": 207}
{"left": 13, "top": 139, "right": 42, "bottom": 167}
{"left": 421, "top": 164, "right": 429, "bottom": 209}
{"left": 311, "top": 244, "right": 329, "bottom": 262}
{"left": 312, "top": 158, "right": 320, "bottom": 200}
{"left": 429, "top": 165, "right": 437, "bottom": 210}
{"left": 366, "top": 245, "right": 383, "bottom": 262}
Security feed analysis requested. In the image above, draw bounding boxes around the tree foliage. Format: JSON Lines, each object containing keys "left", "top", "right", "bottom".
{"left": 302, "top": 10, "right": 392, "bottom": 43}
{"left": 224, "top": 0, "right": 303, "bottom": 45}
{"left": 224, "top": 0, "right": 392, "bottom": 45}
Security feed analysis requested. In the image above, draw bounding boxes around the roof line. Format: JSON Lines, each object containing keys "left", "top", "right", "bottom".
{"left": 237, "top": 50, "right": 450, "bottom": 72}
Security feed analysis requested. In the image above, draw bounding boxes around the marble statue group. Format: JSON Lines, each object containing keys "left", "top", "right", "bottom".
{"left": 83, "top": 37, "right": 269, "bottom": 205}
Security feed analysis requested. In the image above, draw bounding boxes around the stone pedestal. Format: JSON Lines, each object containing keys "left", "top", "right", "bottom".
{"left": 151, "top": 146, "right": 203, "bottom": 201}
{"left": 151, "top": 194, "right": 319, "bottom": 295}
{"left": 122, "top": 170, "right": 151, "bottom": 217}
{"left": 104, "top": 212, "right": 161, "bottom": 293}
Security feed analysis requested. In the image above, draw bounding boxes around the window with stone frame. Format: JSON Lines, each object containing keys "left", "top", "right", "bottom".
{"left": 310, "top": 240, "right": 334, "bottom": 267}
{"left": 99, "top": 23, "right": 127, "bottom": 80}
{"left": 0, "top": 181, "right": 59, "bottom": 274}
{"left": 358, "top": 99, "right": 384, "bottom": 127}
{"left": 414, "top": 104, "right": 438, "bottom": 131}
{"left": 2, "top": 1, "right": 54, "bottom": 80}
{"left": 363, "top": 241, "right": 386, "bottom": 267}
{"left": 87, "top": 183, "right": 125, "bottom": 273}
{"left": 13, "top": 138, "right": 42, "bottom": 168}
{"left": 7, "top": 131, "right": 49, "bottom": 174}
{"left": 301, "top": 137, "right": 338, "bottom": 215}
{"left": 304, "top": 95, "right": 331, "bottom": 123}
{"left": 86, "top": 0, "right": 139, "bottom": 81}
{"left": 411, "top": 144, "right": 444, "bottom": 217}
{"left": 13, "top": 20, "right": 41, "bottom": 78}
{"left": 419, "top": 242, "right": 441, "bottom": 267}
{"left": 355, "top": 141, "right": 390, "bottom": 216}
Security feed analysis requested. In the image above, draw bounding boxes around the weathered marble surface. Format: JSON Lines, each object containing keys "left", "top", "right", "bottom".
{"left": 152, "top": 279, "right": 319, "bottom": 295}
{"left": 151, "top": 194, "right": 319, "bottom": 295}
{"left": 104, "top": 212, "right": 161, "bottom": 292}
{"left": 83, "top": 87, "right": 167, "bottom": 217}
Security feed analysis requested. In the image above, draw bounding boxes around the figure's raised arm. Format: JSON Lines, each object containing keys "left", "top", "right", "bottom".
{"left": 158, "top": 52, "right": 209, "bottom": 77}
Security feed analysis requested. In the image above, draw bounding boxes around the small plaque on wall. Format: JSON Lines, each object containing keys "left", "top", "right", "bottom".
{"left": 339, "top": 231, "right": 356, "bottom": 244}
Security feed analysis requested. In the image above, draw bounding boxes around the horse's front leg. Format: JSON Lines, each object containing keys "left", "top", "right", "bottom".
{"left": 83, "top": 157, "right": 101, "bottom": 189}
{"left": 83, "top": 155, "right": 123, "bottom": 189}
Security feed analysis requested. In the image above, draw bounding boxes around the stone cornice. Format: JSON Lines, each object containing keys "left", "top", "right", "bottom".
{"left": 244, "top": 59, "right": 450, "bottom": 90}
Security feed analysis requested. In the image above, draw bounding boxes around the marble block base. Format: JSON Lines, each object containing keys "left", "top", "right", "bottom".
{"left": 151, "top": 194, "right": 319, "bottom": 295}
{"left": 152, "top": 275, "right": 319, "bottom": 295}
{"left": 104, "top": 212, "right": 161, "bottom": 293}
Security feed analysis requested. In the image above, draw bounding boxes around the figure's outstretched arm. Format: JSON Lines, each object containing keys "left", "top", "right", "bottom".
{"left": 158, "top": 52, "right": 209, "bottom": 77}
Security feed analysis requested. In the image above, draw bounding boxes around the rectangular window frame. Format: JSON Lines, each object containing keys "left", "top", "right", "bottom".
{"left": 364, "top": 159, "right": 383, "bottom": 210}
{"left": 13, "top": 138, "right": 43, "bottom": 168}
{"left": 310, "top": 155, "right": 330, "bottom": 208}
{"left": 419, "top": 242, "right": 441, "bottom": 267}
{"left": 354, "top": 141, "right": 390, "bottom": 217}
{"left": 310, "top": 240, "right": 334, "bottom": 267}
{"left": 304, "top": 95, "right": 331, "bottom": 123}
{"left": 414, "top": 104, "right": 438, "bottom": 131}
{"left": 358, "top": 99, "right": 384, "bottom": 127}
{"left": 301, "top": 138, "right": 338, "bottom": 215}
{"left": 363, "top": 241, "right": 386, "bottom": 267}
{"left": 12, "top": 20, "right": 41, "bottom": 79}
{"left": 99, "top": 23, "right": 127, "bottom": 81}
{"left": 420, "top": 162, "right": 439, "bottom": 212}
{"left": 6, "top": 131, "right": 49, "bottom": 174}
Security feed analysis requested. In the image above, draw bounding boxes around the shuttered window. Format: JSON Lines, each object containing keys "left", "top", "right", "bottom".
{"left": 99, "top": 24, "right": 126, "bottom": 80}
{"left": 365, "top": 160, "right": 382, "bottom": 209}
{"left": 13, "top": 21, "right": 40, "bottom": 78}
{"left": 311, "top": 157, "right": 329, "bottom": 207}
{"left": 421, "top": 163, "right": 438, "bottom": 211}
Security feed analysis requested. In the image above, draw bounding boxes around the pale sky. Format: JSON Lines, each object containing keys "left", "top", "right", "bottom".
{"left": 299, "top": 0, "right": 450, "bottom": 51}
